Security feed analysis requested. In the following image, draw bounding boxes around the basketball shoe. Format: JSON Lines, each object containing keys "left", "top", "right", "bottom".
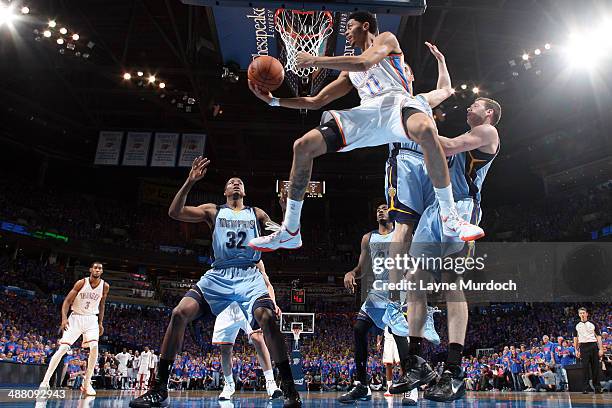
{"left": 441, "top": 208, "right": 484, "bottom": 241}
{"left": 390, "top": 356, "right": 437, "bottom": 394}
{"left": 80, "top": 382, "right": 96, "bottom": 396}
{"left": 424, "top": 366, "right": 466, "bottom": 402}
{"left": 402, "top": 388, "right": 419, "bottom": 406}
{"left": 266, "top": 380, "right": 283, "bottom": 399}
{"left": 129, "top": 384, "right": 169, "bottom": 408}
{"left": 382, "top": 301, "right": 410, "bottom": 337}
{"left": 248, "top": 222, "right": 302, "bottom": 252}
{"left": 338, "top": 382, "right": 372, "bottom": 403}
{"left": 218, "top": 381, "right": 235, "bottom": 400}
{"left": 280, "top": 380, "right": 302, "bottom": 408}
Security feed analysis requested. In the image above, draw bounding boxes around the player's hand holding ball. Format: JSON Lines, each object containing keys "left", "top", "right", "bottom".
{"left": 247, "top": 55, "right": 284, "bottom": 103}
{"left": 189, "top": 156, "right": 210, "bottom": 183}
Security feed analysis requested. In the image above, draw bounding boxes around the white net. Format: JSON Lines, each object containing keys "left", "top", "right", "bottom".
{"left": 274, "top": 9, "right": 334, "bottom": 78}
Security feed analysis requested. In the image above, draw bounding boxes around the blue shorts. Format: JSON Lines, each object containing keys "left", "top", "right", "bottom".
{"left": 358, "top": 291, "right": 390, "bottom": 330}
{"left": 385, "top": 148, "right": 435, "bottom": 225}
{"left": 191, "top": 265, "right": 270, "bottom": 328}
{"left": 409, "top": 198, "right": 480, "bottom": 259}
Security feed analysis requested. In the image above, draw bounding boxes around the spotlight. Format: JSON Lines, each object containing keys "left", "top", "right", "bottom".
{"left": 48, "top": 20, "right": 56, "bottom": 28}
{"left": 565, "top": 31, "right": 604, "bottom": 70}
{"left": 123, "top": 73, "right": 131, "bottom": 80}
{"left": 43, "top": 30, "right": 51, "bottom": 38}
{"left": 0, "top": 3, "right": 16, "bottom": 26}
{"left": 522, "top": 53, "right": 529, "bottom": 60}
{"left": 87, "top": 41, "right": 95, "bottom": 49}
{"left": 56, "top": 38, "right": 64, "bottom": 45}
{"left": 460, "top": 84, "right": 467, "bottom": 90}
{"left": 187, "top": 98, "right": 195, "bottom": 105}
{"left": 72, "top": 33, "right": 79, "bottom": 41}
{"left": 159, "top": 82, "right": 166, "bottom": 89}
{"left": 82, "top": 53, "right": 90, "bottom": 59}
{"left": 59, "top": 27, "right": 67, "bottom": 35}
{"left": 472, "top": 87, "right": 479, "bottom": 94}
{"left": 21, "top": 6, "right": 30, "bottom": 15}
{"left": 66, "top": 42, "right": 75, "bottom": 50}
{"left": 544, "top": 43, "right": 551, "bottom": 50}
{"left": 534, "top": 49, "right": 541, "bottom": 55}
{"left": 137, "top": 71, "right": 143, "bottom": 77}
{"left": 148, "top": 75, "right": 156, "bottom": 84}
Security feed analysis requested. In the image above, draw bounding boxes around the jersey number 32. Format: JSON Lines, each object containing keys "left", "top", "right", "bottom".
{"left": 226, "top": 231, "right": 247, "bottom": 249}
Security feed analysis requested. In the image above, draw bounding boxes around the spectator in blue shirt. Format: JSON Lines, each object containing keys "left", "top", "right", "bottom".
{"left": 541, "top": 335, "right": 556, "bottom": 364}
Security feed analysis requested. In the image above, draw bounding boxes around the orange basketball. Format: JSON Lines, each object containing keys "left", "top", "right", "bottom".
{"left": 248, "top": 56, "right": 285, "bottom": 92}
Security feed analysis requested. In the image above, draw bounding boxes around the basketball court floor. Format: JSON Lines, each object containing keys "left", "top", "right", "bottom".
{"left": 0, "top": 389, "right": 610, "bottom": 408}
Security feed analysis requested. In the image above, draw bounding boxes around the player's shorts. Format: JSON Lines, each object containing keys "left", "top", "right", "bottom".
{"left": 59, "top": 313, "right": 99, "bottom": 347}
{"left": 357, "top": 290, "right": 390, "bottom": 330}
{"left": 409, "top": 197, "right": 481, "bottom": 259}
{"left": 188, "top": 265, "right": 272, "bottom": 329}
{"left": 212, "top": 302, "right": 258, "bottom": 345}
{"left": 385, "top": 146, "right": 435, "bottom": 225}
{"left": 382, "top": 328, "right": 400, "bottom": 364}
{"left": 318, "top": 92, "right": 431, "bottom": 153}
{"left": 118, "top": 365, "right": 128, "bottom": 377}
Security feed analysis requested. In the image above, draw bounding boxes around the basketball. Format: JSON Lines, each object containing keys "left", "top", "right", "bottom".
{"left": 248, "top": 56, "right": 285, "bottom": 92}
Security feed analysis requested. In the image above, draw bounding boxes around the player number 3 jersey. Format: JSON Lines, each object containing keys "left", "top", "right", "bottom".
{"left": 71, "top": 278, "right": 104, "bottom": 315}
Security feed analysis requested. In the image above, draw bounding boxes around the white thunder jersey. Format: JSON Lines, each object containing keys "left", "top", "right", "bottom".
{"left": 71, "top": 278, "right": 104, "bottom": 315}
{"left": 348, "top": 53, "right": 413, "bottom": 101}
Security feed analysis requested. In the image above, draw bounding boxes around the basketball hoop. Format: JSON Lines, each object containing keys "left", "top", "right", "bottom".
{"left": 292, "top": 327, "right": 302, "bottom": 342}
{"left": 274, "top": 9, "right": 334, "bottom": 78}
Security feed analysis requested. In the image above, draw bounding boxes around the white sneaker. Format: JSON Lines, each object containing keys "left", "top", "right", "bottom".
{"left": 219, "top": 381, "right": 235, "bottom": 400}
{"left": 266, "top": 380, "right": 283, "bottom": 399}
{"left": 80, "top": 382, "right": 96, "bottom": 396}
{"left": 402, "top": 388, "right": 419, "bottom": 406}
{"left": 384, "top": 386, "right": 392, "bottom": 397}
{"left": 39, "top": 382, "right": 50, "bottom": 389}
{"left": 248, "top": 222, "right": 302, "bottom": 252}
{"left": 441, "top": 208, "right": 484, "bottom": 241}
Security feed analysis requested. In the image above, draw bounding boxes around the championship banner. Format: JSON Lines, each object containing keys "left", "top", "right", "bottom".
{"left": 151, "top": 133, "right": 179, "bottom": 167}
{"left": 94, "top": 131, "right": 123, "bottom": 165}
{"left": 122, "top": 132, "right": 151, "bottom": 166}
{"left": 178, "top": 133, "right": 206, "bottom": 167}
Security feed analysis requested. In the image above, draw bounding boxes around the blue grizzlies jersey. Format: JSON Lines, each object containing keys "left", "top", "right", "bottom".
{"left": 450, "top": 142, "right": 499, "bottom": 203}
{"left": 369, "top": 229, "right": 394, "bottom": 283}
{"left": 212, "top": 205, "right": 261, "bottom": 269}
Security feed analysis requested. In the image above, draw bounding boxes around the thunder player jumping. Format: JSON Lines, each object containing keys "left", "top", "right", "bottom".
{"left": 130, "top": 157, "right": 301, "bottom": 408}
{"left": 248, "top": 11, "right": 483, "bottom": 255}
{"left": 39, "top": 261, "right": 110, "bottom": 396}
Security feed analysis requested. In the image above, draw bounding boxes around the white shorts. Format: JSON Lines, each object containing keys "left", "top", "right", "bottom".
{"left": 321, "top": 92, "right": 431, "bottom": 153}
{"left": 382, "top": 328, "right": 400, "bottom": 364}
{"left": 212, "top": 302, "right": 256, "bottom": 345}
{"left": 59, "top": 314, "right": 99, "bottom": 346}
{"left": 118, "top": 366, "right": 128, "bottom": 377}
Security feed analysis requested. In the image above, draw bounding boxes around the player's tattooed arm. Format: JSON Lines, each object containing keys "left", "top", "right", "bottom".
{"left": 344, "top": 233, "right": 372, "bottom": 293}
{"left": 297, "top": 32, "right": 401, "bottom": 72}
{"left": 437, "top": 124, "right": 499, "bottom": 156}
{"left": 98, "top": 282, "right": 110, "bottom": 336}
{"left": 168, "top": 156, "right": 217, "bottom": 226}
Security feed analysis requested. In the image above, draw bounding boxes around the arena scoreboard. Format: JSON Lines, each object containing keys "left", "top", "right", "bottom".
{"left": 276, "top": 180, "right": 325, "bottom": 198}
{"left": 291, "top": 288, "right": 306, "bottom": 305}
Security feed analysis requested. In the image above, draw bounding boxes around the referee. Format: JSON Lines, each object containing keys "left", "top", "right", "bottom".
{"left": 573, "top": 307, "right": 604, "bottom": 394}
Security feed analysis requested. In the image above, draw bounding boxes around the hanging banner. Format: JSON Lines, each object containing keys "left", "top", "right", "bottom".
{"left": 151, "top": 133, "right": 179, "bottom": 167}
{"left": 94, "top": 131, "right": 123, "bottom": 165}
{"left": 122, "top": 132, "right": 152, "bottom": 166}
{"left": 178, "top": 133, "right": 207, "bottom": 167}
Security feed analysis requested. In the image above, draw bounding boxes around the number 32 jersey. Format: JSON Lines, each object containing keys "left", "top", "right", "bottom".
{"left": 212, "top": 205, "right": 262, "bottom": 269}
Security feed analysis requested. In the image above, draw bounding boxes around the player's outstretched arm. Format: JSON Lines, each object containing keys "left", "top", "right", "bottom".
{"left": 168, "top": 156, "right": 217, "bottom": 224}
{"left": 419, "top": 42, "right": 454, "bottom": 108}
{"left": 344, "top": 233, "right": 372, "bottom": 293}
{"left": 297, "top": 32, "right": 400, "bottom": 72}
{"left": 248, "top": 72, "right": 353, "bottom": 110}
{"left": 437, "top": 124, "right": 498, "bottom": 156}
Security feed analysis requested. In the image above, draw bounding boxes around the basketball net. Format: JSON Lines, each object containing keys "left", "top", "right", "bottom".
{"left": 274, "top": 9, "right": 334, "bottom": 78}
{"left": 292, "top": 327, "right": 302, "bottom": 342}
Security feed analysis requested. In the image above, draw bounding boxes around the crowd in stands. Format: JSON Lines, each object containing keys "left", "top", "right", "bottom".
{"left": 2, "top": 283, "right": 610, "bottom": 392}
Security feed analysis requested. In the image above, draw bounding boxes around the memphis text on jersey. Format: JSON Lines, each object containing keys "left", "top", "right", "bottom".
{"left": 218, "top": 218, "right": 257, "bottom": 229}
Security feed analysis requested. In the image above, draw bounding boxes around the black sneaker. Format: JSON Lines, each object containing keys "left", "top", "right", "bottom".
{"left": 390, "top": 356, "right": 438, "bottom": 394}
{"left": 424, "top": 369, "right": 466, "bottom": 402}
{"left": 280, "top": 381, "right": 302, "bottom": 408}
{"left": 128, "top": 386, "right": 169, "bottom": 408}
{"left": 595, "top": 388, "right": 603, "bottom": 394}
{"left": 338, "top": 382, "right": 372, "bottom": 403}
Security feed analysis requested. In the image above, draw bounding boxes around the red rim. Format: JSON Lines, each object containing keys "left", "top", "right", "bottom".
{"left": 274, "top": 9, "right": 333, "bottom": 40}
